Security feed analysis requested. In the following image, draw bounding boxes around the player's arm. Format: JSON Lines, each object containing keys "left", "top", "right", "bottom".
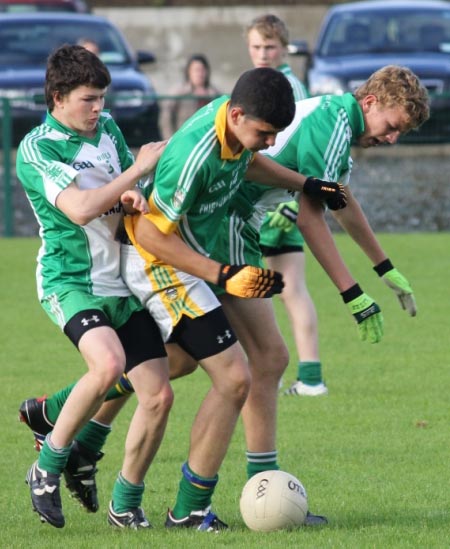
{"left": 331, "top": 186, "right": 417, "bottom": 316}
{"left": 245, "top": 153, "right": 347, "bottom": 210}
{"left": 132, "top": 214, "right": 283, "bottom": 299}
{"left": 56, "top": 141, "right": 166, "bottom": 225}
{"left": 298, "top": 194, "right": 383, "bottom": 343}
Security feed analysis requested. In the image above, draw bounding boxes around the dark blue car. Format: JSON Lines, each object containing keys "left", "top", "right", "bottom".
{"left": 292, "top": 0, "right": 450, "bottom": 143}
{"left": 0, "top": 12, "right": 161, "bottom": 146}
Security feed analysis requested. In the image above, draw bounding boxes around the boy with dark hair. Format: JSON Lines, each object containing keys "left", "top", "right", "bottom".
{"left": 19, "top": 65, "right": 345, "bottom": 529}
{"left": 17, "top": 44, "right": 173, "bottom": 529}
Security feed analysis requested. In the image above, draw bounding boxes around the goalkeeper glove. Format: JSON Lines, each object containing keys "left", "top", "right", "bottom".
{"left": 303, "top": 177, "right": 347, "bottom": 210}
{"left": 268, "top": 200, "right": 299, "bottom": 232}
{"left": 341, "top": 284, "right": 384, "bottom": 343}
{"left": 217, "top": 264, "right": 284, "bottom": 298}
{"left": 374, "top": 259, "right": 417, "bottom": 316}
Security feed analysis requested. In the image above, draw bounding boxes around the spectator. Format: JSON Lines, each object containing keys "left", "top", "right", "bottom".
{"left": 160, "top": 53, "right": 220, "bottom": 139}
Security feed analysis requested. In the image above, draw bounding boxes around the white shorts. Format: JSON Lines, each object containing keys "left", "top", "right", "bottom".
{"left": 121, "top": 244, "right": 221, "bottom": 342}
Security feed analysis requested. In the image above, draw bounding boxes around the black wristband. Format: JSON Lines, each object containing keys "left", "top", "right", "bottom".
{"left": 340, "top": 283, "right": 363, "bottom": 304}
{"left": 373, "top": 258, "right": 394, "bottom": 277}
{"left": 217, "top": 264, "right": 228, "bottom": 288}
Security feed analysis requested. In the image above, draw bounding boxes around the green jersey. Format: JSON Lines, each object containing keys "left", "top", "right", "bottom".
{"left": 127, "top": 96, "right": 254, "bottom": 261}
{"left": 16, "top": 111, "right": 135, "bottom": 300}
{"left": 278, "top": 63, "right": 309, "bottom": 101}
{"left": 232, "top": 93, "right": 362, "bottom": 229}
{"left": 212, "top": 93, "right": 364, "bottom": 265}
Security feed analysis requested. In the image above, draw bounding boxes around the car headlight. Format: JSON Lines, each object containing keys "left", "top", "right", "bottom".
{"left": 308, "top": 75, "right": 346, "bottom": 96}
{"left": 112, "top": 89, "right": 155, "bottom": 108}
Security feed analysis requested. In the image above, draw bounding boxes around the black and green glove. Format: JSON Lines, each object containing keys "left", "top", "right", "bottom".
{"left": 374, "top": 259, "right": 417, "bottom": 316}
{"left": 268, "top": 200, "right": 299, "bottom": 232}
{"left": 303, "top": 177, "right": 347, "bottom": 210}
{"left": 341, "top": 284, "right": 384, "bottom": 343}
{"left": 217, "top": 264, "right": 284, "bottom": 298}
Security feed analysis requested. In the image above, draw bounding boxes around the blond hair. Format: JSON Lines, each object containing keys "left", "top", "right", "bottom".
{"left": 245, "top": 14, "right": 289, "bottom": 47}
{"left": 354, "top": 65, "right": 430, "bottom": 131}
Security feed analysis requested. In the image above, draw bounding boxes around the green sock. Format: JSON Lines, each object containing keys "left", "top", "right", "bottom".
{"left": 246, "top": 450, "right": 279, "bottom": 479}
{"left": 75, "top": 420, "right": 111, "bottom": 454}
{"left": 45, "top": 383, "right": 76, "bottom": 423}
{"left": 111, "top": 472, "right": 145, "bottom": 513}
{"left": 46, "top": 375, "right": 133, "bottom": 426}
{"left": 172, "top": 462, "right": 218, "bottom": 519}
{"left": 38, "top": 434, "right": 71, "bottom": 474}
{"left": 298, "top": 361, "right": 322, "bottom": 386}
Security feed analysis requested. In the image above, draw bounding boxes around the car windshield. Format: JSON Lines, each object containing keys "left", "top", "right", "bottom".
{"left": 319, "top": 8, "right": 450, "bottom": 56}
{"left": 0, "top": 19, "right": 131, "bottom": 67}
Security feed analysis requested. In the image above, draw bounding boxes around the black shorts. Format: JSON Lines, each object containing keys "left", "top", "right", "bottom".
{"left": 65, "top": 308, "right": 166, "bottom": 373}
{"left": 260, "top": 244, "right": 304, "bottom": 257}
{"left": 167, "top": 306, "right": 237, "bottom": 361}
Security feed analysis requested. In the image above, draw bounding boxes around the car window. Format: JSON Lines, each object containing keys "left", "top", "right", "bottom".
{"left": 319, "top": 9, "right": 450, "bottom": 56}
{"left": 0, "top": 20, "right": 131, "bottom": 66}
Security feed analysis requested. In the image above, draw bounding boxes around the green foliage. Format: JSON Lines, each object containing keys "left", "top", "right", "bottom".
{"left": 1, "top": 234, "right": 449, "bottom": 548}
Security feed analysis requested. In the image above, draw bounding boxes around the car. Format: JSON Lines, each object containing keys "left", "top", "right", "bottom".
{"left": 0, "top": 0, "right": 90, "bottom": 13}
{"left": 290, "top": 0, "right": 450, "bottom": 143}
{"left": 0, "top": 12, "right": 161, "bottom": 147}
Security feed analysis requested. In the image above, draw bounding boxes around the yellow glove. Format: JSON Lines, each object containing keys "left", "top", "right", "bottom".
{"left": 217, "top": 264, "right": 284, "bottom": 298}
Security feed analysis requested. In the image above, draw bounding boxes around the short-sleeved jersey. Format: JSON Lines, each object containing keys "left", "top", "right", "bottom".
{"left": 227, "top": 93, "right": 364, "bottom": 232}
{"left": 278, "top": 63, "right": 309, "bottom": 101}
{"left": 16, "top": 111, "right": 135, "bottom": 300}
{"left": 126, "top": 96, "right": 254, "bottom": 261}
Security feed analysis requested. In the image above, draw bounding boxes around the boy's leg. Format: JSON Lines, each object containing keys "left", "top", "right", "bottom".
{"left": 266, "top": 251, "right": 328, "bottom": 396}
{"left": 220, "top": 294, "right": 328, "bottom": 526}
{"left": 165, "top": 308, "right": 250, "bottom": 531}
{"left": 27, "top": 323, "right": 126, "bottom": 528}
{"left": 108, "top": 356, "right": 173, "bottom": 529}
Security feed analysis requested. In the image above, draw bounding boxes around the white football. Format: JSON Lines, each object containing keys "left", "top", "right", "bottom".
{"left": 240, "top": 470, "right": 308, "bottom": 532}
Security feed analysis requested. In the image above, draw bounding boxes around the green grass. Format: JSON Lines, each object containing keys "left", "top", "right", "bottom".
{"left": 1, "top": 234, "right": 449, "bottom": 548}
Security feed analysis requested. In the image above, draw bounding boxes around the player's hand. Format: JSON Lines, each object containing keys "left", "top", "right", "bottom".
{"left": 121, "top": 190, "right": 149, "bottom": 214}
{"left": 374, "top": 259, "right": 417, "bottom": 316}
{"left": 303, "top": 177, "right": 347, "bottom": 210}
{"left": 341, "top": 284, "right": 384, "bottom": 343}
{"left": 268, "top": 200, "right": 298, "bottom": 232}
{"left": 134, "top": 140, "right": 168, "bottom": 177}
{"left": 217, "top": 264, "right": 284, "bottom": 298}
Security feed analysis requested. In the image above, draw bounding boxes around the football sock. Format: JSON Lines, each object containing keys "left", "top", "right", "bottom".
{"left": 75, "top": 419, "right": 111, "bottom": 454}
{"left": 45, "top": 384, "right": 76, "bottom": 423}
{"left": 111, "top": 472, "right": 145, "bottom": 513}
{"left": 45, "top": 375, "right": 135, "bottom": 425}
{"left": 113, "top": 373, "right": 135, "bottom": 396}
{"left": 298, "top": 361, "right": 322, "bottom": 386}
{"left": 38, "top": 433, "right": 71, "bottom": 474}
{"left": 171, "top": 462, "right": 218, "bottom": 518}
{"left": 246, "top": 450, "right": 279, "bottom": 479}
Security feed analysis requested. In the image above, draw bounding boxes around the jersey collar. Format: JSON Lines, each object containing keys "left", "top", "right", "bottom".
{"left": 214, "top": 100, "right": 245, "bottom": 160}
{"left": 44, "top": 111, "right": 107, "bottom": 141}
{"left": 344, "top": 93, "right": 365, "bottom": 141}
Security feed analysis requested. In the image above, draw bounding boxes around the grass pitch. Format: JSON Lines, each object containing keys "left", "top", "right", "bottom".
{"left": 1, "top": 234, "right": 448, "bottom": 548}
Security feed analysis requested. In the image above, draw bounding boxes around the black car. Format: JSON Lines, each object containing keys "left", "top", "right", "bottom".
{"left": 0, "top": 13, "right": 161, "bottom": 147}
{"left": 291, "top": 0, "right": 450, "bottom": 143}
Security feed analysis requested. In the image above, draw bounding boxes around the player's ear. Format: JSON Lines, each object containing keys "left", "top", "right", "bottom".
{"left": 229, "top": 106, "right": 245, "bottom": 125}
{"left": 361, "top": 94, "right": 377, "bottom": 113}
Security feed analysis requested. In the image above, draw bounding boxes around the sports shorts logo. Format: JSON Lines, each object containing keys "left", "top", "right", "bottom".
{"left": 216, "top": 330, "right": 232, "bottom": 344}
{"left": 81, "top": 315, "right": 101, "bottom": 327}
